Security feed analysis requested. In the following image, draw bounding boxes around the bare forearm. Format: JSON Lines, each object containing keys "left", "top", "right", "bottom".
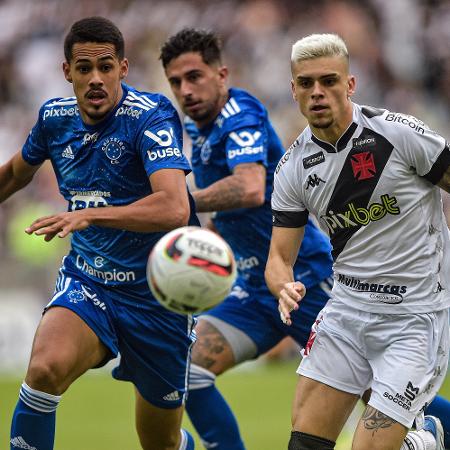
{"left": 86, "top": 191, "right": 189, "bottom": 233}
{"left": 193, "top": 175, "right": 262, "bottom": 212}
{"left": 0, "top": 160, "right": 35, "bottom": 203}
{"left": 265, "top": 255, "right": 295, "bottom": 298}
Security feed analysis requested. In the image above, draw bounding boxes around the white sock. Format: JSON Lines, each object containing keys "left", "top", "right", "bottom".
{"left": 401, "top": 429, "right": 436, "bottom": 450}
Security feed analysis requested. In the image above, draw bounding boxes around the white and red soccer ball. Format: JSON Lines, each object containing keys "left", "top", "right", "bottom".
{"left": 147, "top": 226, "right": 236, "bottom": 315}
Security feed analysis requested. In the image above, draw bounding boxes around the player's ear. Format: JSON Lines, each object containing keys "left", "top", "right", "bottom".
{"left": 347, "top": 75, "right": 356, "bottom": 98}
{"left": 62, "top": 62, "right": 72, "bottom": 83}
{"left": 218, "top": 65, "right": 228, "bottom": 85}
{"left": 291, "top": 79, "right": 297, "bottom": 101}
{"left": 119, "top": 58, "right": 129, "bottom": 80}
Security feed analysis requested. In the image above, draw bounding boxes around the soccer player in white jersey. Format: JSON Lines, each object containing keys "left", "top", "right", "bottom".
{"left": 3, "top": 17, "right": 197, "bottom": 450}
{"left": 265, "top": 33, "right": 450, "bottom": 450}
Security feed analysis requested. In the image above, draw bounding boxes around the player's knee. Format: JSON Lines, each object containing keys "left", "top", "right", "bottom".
{"left": 26, "top": 358, "right": 70, "bottom": 395}
{"left": 288, "top": 431, "right": 335, "bottom": 450}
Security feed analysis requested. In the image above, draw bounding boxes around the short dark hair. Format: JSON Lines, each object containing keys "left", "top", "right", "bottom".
{"left": 64, "top": 16, "right": 125, "bottom": 62}
{"left": 160, "top": 28, "right": 222, "bottom": 68}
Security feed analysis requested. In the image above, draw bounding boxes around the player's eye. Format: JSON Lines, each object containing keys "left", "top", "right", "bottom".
{"left": 77, "top": 66, "right": 90, "bottom": 74}
{"left": 323, "top": 77, "right": 337, "bottom": 86}
{"left": 169, "top": 79, "right": 181, "bottom": 88}
{"left": 101, "top": 64, "right": 112, "bottom": 72}
{"left": 298, "top": 79, "right": 312, "bottom": 88}
{"left": 188, "top": 73, "right": 201, "bottom": 82}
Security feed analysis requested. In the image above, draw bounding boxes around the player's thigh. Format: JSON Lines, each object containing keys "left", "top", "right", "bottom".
{"left": 135, "top": 388, "right": 184, "bottom": 450}
{"left": 191, "top": 317, "right": 237, "bottom": 374}
{"left": 368, "top": 309, "right": 449, "bottom": 429}
{"left": 26, "top": 306, "right": 109, "bottom": 394}
{"left": 352, "top": 405, "right": 407, "bottom": 450}
{"left": 292, "top": 375, "right": 359, "bottom": 441}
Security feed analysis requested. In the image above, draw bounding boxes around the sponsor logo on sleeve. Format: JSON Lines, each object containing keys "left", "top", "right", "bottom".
{"left": 302, "top": 151, "right": 325, "bottom": 169}
{"left": 227, "top": 130, "right": 263, "bottom": 160}
{"left": 145, "top": 128, "right": 182, "bottom": 161}
{"left": 385, "top": 113, "right": 426, "bottom": 134}
{"left": 275, "top": 149, "right": 292, "bottom": 174}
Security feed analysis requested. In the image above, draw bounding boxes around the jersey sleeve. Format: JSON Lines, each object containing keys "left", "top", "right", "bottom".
{"left": 21, "top": 105, "right": 49, "bottom": 165}
{"left": 271, "top": 154, "right": 309, "bottom": 228}
{"left": 137, "top": 97, "right": 191, "bottom": 177}
{"left": 223, "top": 109, "right": 268, "bottom": 170}
{"left": 398, "top": 117, "right": 450, "bottom": 184}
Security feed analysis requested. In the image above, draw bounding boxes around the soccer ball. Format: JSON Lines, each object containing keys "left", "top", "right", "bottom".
{"left": 147, "top": 226, "right": 237, "bottom": 315}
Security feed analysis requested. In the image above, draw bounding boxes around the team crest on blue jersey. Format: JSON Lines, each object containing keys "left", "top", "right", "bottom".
{"left": 68, "top": 289, "right": 86, "bottom": 303}
{"left": 200, "top": 140, "right": 212, "bottom": 164}
{"left": 102, "top": 137, "right": 126, "bottom": 164}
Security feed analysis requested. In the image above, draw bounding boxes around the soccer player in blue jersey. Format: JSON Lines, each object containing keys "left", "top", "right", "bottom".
{"left": 2, "top": 17, "right": 196, "bottom": 450}
{"left": 160, "top": 28, "right": 334, "bottom": 450}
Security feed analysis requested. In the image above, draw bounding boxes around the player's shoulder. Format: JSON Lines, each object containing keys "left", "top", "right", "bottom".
{"left": 39, "top": 95, "right": 79, "bottom": 123}
{"left": 120, "top": 84, "right": 177, "bottom": 123}
{"left": 274, "top": 129, "right": 310, "bottom": 176}
{"left": 218, "top": 87, "right": 267, "bottom": 131}
{"left": 354, "top": 103, "right": 431, "bottom": 138}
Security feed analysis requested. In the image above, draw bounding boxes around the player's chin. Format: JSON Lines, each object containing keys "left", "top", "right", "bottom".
{"left": 310, "top": 117, "right": 333, "bottom": 129}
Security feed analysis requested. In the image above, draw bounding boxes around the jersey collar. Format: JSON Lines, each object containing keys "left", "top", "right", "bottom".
{"left": 310, "top": 121, "right": 358, "bottom": 153}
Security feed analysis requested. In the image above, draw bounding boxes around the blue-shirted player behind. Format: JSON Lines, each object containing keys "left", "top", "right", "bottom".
{"left": 160, "top": 28, "right": 333, "bottom": 450}
{"left": 3, "top": 17, "right": 197, "bottom": 450}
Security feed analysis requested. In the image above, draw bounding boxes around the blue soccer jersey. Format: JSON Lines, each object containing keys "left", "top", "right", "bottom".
{"left": 22, "top": 83, "right": 198, "bottom": 288}
{"left": 186, "top": 87, "right": 332, "bottom": 289}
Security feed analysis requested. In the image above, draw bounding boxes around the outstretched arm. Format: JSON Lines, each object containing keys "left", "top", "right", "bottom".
{"left": 0, "top": 152, "right": 41, "bottom": 203}
{"left": 193, "top": 162, "right": 266, "bottom": 212}
{"left": 26, "top": 168, "right": 190, "bottom": 241}
{"left": 265, "top": 226, "right": 306, "bottom": 326}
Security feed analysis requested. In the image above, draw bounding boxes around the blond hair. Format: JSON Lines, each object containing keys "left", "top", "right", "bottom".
{"left": 291, "top": 33, "right": 348, "bottom": 63}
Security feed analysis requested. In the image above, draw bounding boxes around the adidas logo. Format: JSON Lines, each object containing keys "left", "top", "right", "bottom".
{"left": 62, "top": 145, "right": 74, "bottom": 159}
{"left": 163, "top": 390, "right": 180, "bottom": 401}
{"left": 10, "top": 436, "right": 37, "bottom": 450}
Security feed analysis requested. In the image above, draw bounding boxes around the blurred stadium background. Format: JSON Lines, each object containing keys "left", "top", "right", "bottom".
{"left": 0, "top": 0, "right": 449, "bottom": 448}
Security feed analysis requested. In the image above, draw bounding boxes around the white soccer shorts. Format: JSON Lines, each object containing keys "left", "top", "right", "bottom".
{"left": 298, "top": 299, "right": 449, "bottom": 428}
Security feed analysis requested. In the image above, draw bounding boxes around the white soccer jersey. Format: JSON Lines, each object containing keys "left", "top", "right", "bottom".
{"left": 272, "top": 103, "right": 450, "bottom": 313}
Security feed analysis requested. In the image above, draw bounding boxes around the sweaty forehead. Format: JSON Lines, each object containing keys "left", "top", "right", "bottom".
{"left": 71, "top": 42, "right": 118, "bottom": 62}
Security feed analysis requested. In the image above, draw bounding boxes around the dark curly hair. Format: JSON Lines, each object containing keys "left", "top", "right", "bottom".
{"left": 64, "top": 16, "right": 125, "bottom": 62}
{"left": 160, "top": 28, "right": 222, "bottom": 68}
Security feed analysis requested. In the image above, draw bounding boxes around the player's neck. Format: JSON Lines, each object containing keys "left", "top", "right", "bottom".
{"left": 194, "top": 90, "right": 229, "bottom": 129}
{"left": 311, "top": 102, "right": 354, "bottom": 146}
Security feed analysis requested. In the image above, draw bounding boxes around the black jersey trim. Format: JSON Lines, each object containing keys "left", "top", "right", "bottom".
{"left": 311, "top": 122, "right": 358, "bottom": 153}
{"left": 325, "top": 127, "right": 394, "bottom": 260}
{"left": 272, "top": 210, "right": 309, "bottom": 228}
{"left": 422, "top": 145, "right": 450, "bottom": 185}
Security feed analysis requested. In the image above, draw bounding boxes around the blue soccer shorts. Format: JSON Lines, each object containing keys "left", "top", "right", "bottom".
{"left": 46, "top": 261, "right": 196, "bottom": 409}
{"left": 201, "top": 276, "right": 332, "bottom": 361}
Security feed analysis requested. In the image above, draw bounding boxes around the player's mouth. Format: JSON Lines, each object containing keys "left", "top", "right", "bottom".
{"left": 310, "top": 104, "right": 328, "bottom": 112}
{"left": 86, "top": 90, "right": 107, "bottom": 106}
{"left": 184, "top": 101, "right": 202, "bottom": 113}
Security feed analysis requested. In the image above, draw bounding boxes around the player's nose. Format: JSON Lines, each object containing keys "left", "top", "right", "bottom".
{"left": 88, "top": 69, "right": 104, "bottom": 87}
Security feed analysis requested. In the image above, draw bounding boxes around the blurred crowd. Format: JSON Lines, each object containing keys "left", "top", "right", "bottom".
{"left": 0, "top": 0, "right": 449, "bottom": 294}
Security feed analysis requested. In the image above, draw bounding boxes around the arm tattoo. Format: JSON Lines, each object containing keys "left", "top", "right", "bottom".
{"left": 193, "top": 163, "right": 265, "bottom": 212}
{"left": 194, "top": 175, "right": 248, "bottom": 212}
{"left": 361, "top": 406, "right": 396, "bottom": 436}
